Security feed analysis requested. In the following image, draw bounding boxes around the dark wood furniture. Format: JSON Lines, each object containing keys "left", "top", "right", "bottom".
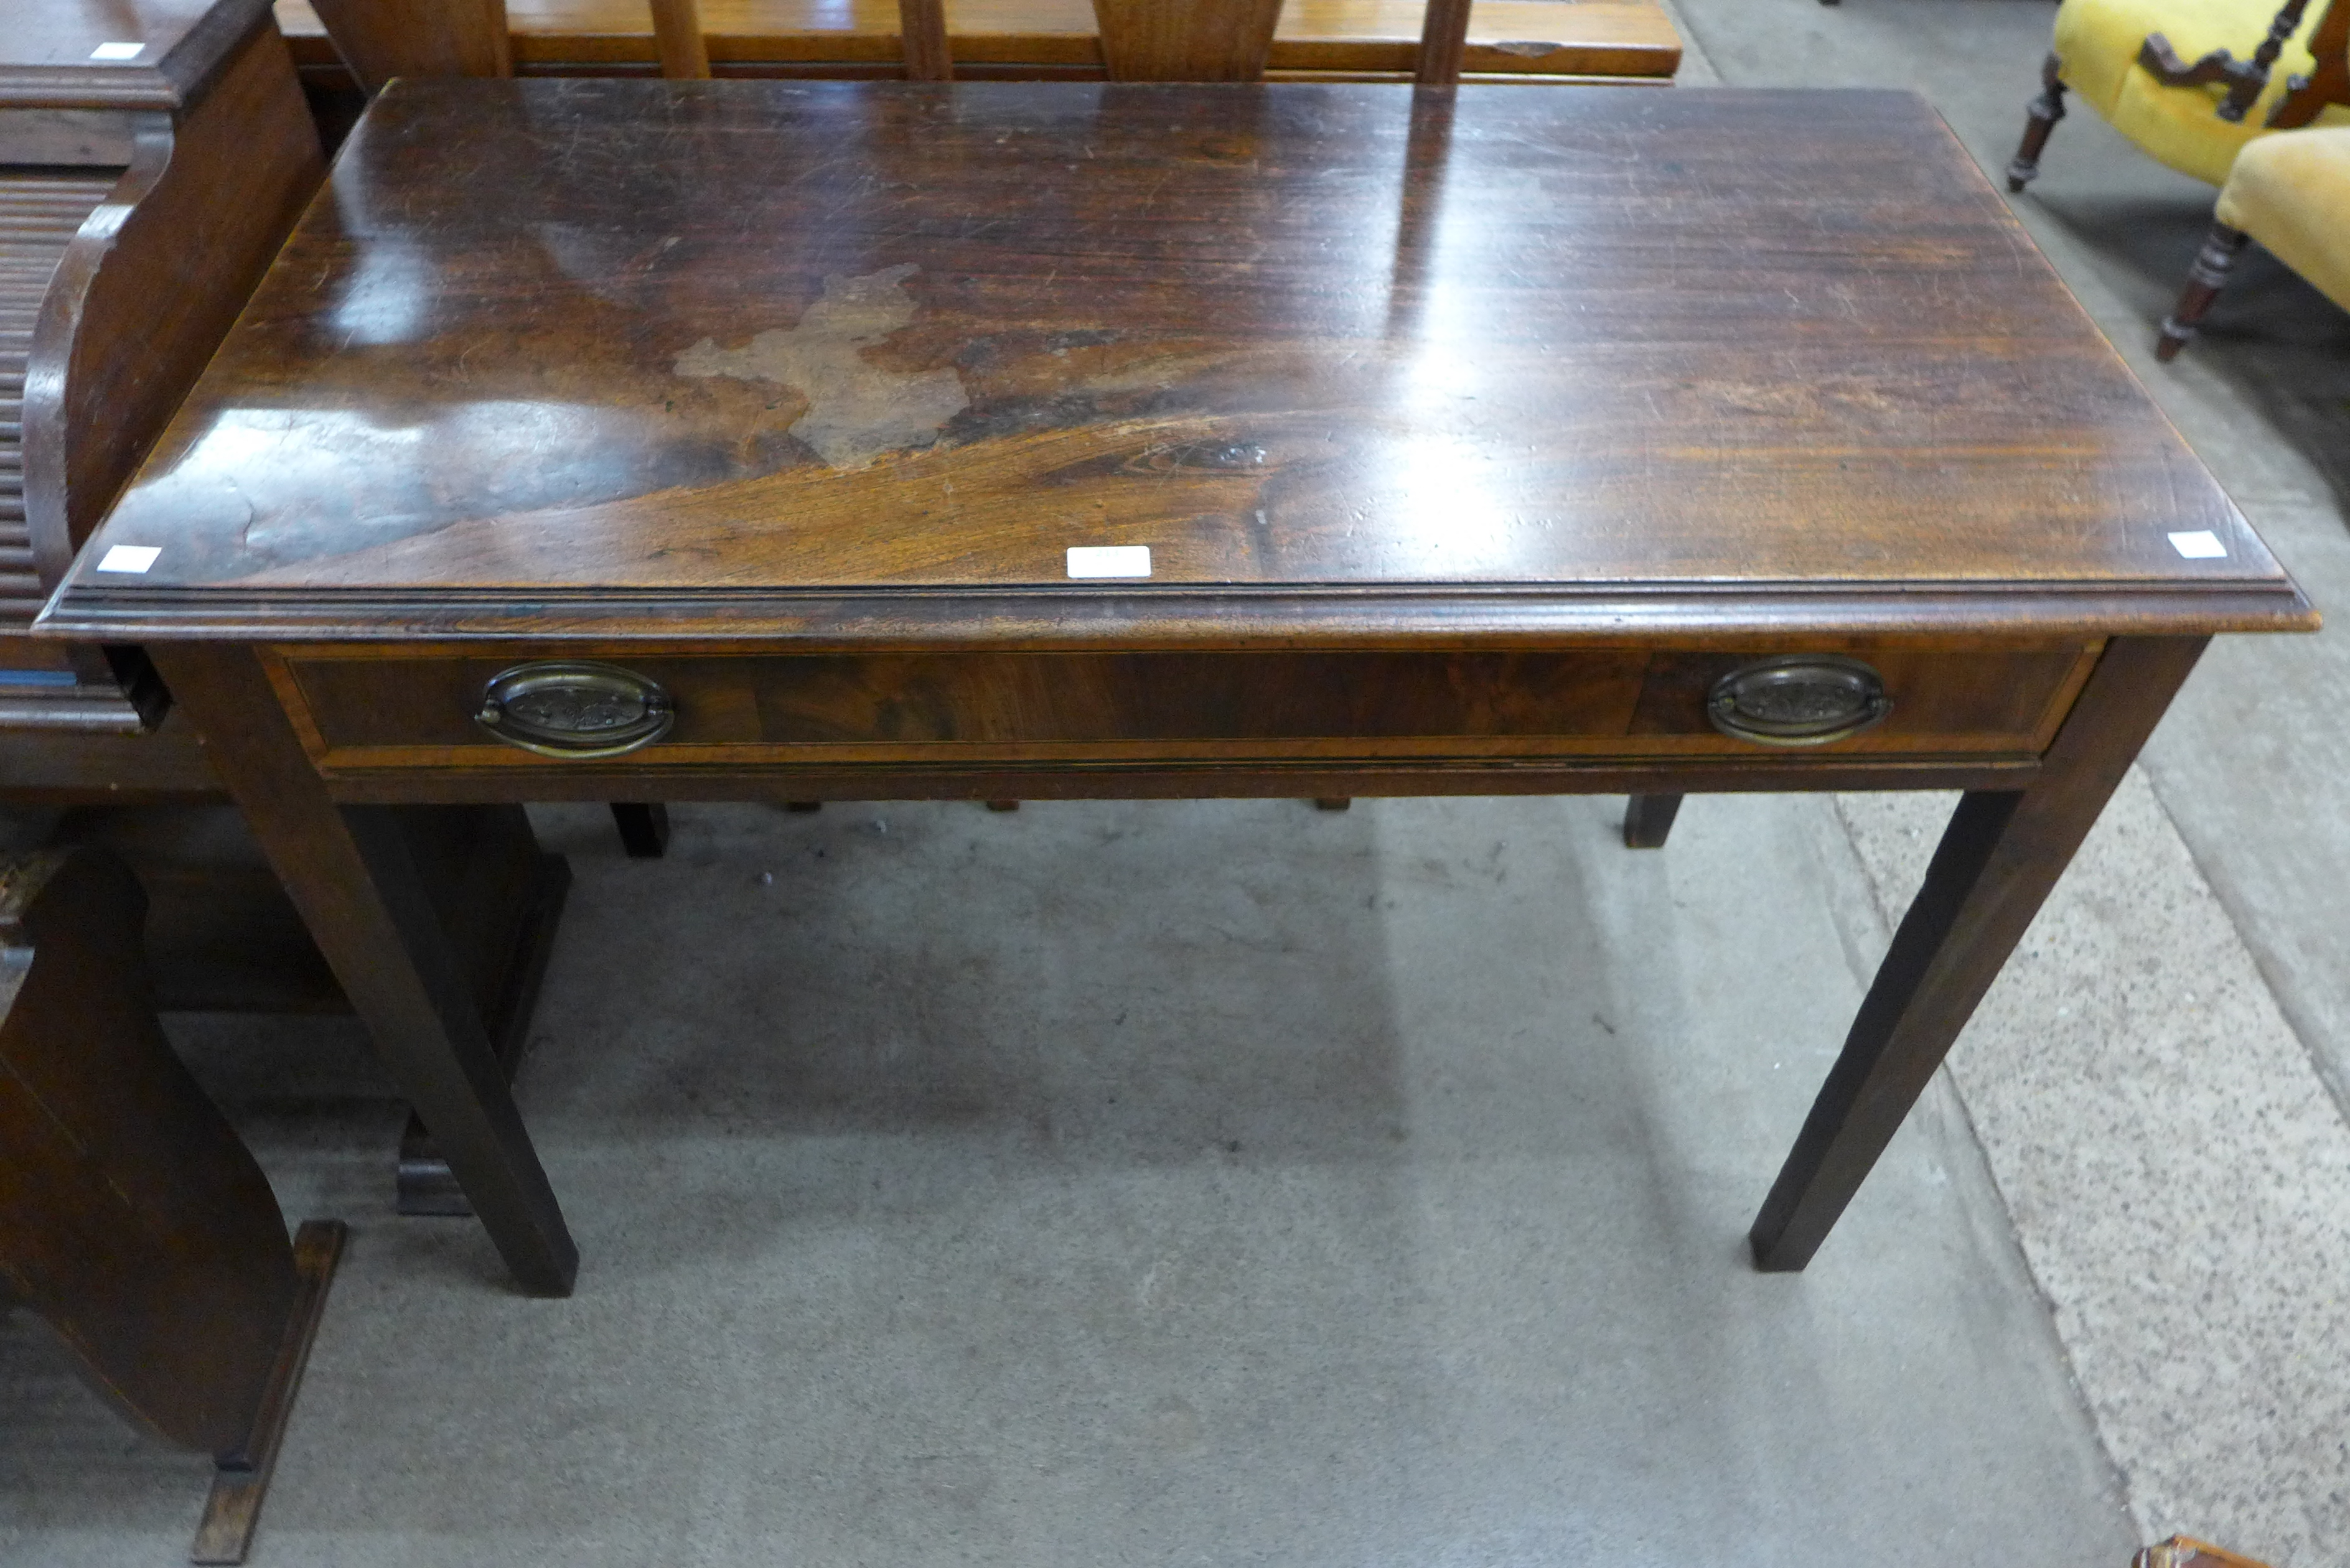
{"left": 42, "top": 80, "right": 2313, "bottom": 1298}
{"left": 0, "top": 844, "right": 342, "bottom": 1566}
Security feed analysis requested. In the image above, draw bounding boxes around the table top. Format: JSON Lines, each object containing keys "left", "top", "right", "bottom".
{"left": 45, "top": 80, "right": 2311, "bottom": 647}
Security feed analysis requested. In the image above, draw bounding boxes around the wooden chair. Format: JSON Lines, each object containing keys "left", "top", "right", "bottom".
{"left": 0, "top": 846, "right": 344, "bottom": 1566}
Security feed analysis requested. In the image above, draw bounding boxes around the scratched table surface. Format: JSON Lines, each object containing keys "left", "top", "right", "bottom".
{"left": 52, "top": 80, "right": 2301, "bottom": 643}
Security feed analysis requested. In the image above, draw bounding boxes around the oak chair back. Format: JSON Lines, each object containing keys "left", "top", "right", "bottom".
{"left": 637, "top": 0, "right": 1476, "bottom": 84}
{"left": 314, "top": 0, "right": 1477, "bottom": 90}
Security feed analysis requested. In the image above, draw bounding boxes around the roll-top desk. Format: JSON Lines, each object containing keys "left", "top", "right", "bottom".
{"left": 2, "top": 0, "right": 319, "bottom": 734}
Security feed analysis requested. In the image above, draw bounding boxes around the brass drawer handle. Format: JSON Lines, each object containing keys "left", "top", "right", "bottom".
{"left": 476, "top": 661, "right": 674, "bottom": 758}
{"left": 1707, "top": 655, "right": 1891, "bottom": 747}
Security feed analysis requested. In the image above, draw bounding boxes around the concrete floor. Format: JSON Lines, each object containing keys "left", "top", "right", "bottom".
{"left": 6, "top": 5, "right": 2350, "bottom": 1564}
{"left": 4, "top": 798, "right": 2143, "bottom": 1567}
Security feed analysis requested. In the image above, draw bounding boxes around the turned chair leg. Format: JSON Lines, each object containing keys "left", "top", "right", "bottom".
{"left": 2007, "top": 52, "right": 2068, "bottom": 192}
{"left": 1624, "top": 793, "right": 1683, "bottom": 849}
{"left": 2158, "top": 221, "right": 2251, "bottom": 361}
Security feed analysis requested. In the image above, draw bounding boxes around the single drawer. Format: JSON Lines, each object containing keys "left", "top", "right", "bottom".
{"left": 265, "top": 640, "right": 2104, "bottom": 775}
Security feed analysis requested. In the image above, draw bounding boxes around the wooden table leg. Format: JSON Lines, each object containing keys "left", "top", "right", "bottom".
{"left": 1622, "top": 793, "right": 1682, "bottom": 849}
{"left": 152, "top": 646, "right": 578, "bottom": 1296}
{"left": 1749, "top": 635, "right": 2208, "bottom": 1271}
{"left": 609, "top": 802, "right": 670, "bottom": 858}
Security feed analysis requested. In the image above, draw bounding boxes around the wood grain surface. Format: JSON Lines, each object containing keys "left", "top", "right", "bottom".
{"left": 45, "top": 82, "right": 2307, "bottom": 649}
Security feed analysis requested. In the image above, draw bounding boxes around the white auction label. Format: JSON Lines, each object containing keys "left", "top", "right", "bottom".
{"left": 90, "top": 42, "right": 144, "bottom": 59}
{"left": 2168, "top": 530, "right": 2227, "bottom": 559}
{"left": 96, "top": 544, "right": 161, "bottom": 573}
{"left": 1066, "top": 545, "right": 1153, "bottom": 579}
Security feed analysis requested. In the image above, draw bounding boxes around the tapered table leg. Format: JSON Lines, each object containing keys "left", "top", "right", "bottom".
{"left": 610, "top": 802, "right": 670, "bottom": 858}
{"left": 153, "top": 645, "right": 578, "bottom": 1296}
{"left": 1623, "top": 793, "right": 1682, "bottom": 849}
{"left": 1749, "top": 636, "right": 2207, "bottom": 1271}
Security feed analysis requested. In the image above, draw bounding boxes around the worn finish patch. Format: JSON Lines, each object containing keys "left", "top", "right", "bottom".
{"left": 675, "top": 263, "right": 970, "bottom": 469}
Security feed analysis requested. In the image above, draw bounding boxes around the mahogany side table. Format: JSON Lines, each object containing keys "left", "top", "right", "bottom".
{"left": 43, "top": 80, "right": 2314, "bottom": 1295}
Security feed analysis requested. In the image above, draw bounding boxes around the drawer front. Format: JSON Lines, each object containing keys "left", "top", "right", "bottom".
{"left": 267, "top": 642, "right": 2103, "bottom": 774}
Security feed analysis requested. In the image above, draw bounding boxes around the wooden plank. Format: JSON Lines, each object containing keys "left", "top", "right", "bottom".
{"left": 274, "top": 0, "right": 1682, "bottom": 78}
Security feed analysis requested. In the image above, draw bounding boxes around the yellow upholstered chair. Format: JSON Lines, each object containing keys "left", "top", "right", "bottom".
{"left": 2005, "top": 0, "right": 2350, "bottom": 193}
{"left": 2157, "top": 123, "right": 2350, "bottom": 354}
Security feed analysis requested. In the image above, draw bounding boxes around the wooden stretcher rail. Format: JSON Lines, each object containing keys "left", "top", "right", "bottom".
{"left": 273, "top": 0, "right": 1682, "bottom": 79}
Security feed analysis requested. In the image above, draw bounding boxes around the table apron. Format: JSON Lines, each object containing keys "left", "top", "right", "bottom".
{"left": 261, "top": 641, "right": 2102, "bottom": 787}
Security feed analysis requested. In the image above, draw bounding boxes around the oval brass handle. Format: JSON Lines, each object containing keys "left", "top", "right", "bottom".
{"left": 475, "top": 661, "right": 675, "bottom": 758}
{"left": 1706, "top": 655, "right": 1891, "bottom": 747}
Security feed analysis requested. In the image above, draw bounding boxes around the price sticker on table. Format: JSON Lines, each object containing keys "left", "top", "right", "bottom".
{"left": 1066, "top": 546, "right": 1153, "bottom": 579}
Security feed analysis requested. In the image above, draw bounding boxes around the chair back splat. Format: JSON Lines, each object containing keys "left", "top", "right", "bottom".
{"left": 645, "top": 0, "right": 951, "bottom": 81}
{"left": 648, "top": 0, "right": 713, "bottom": 78}
{"left": 309, "top": 0, "right": 513, "bottom": 94}
{"left": 1090, "top": 0, "right": 1473, "bottom": 83}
